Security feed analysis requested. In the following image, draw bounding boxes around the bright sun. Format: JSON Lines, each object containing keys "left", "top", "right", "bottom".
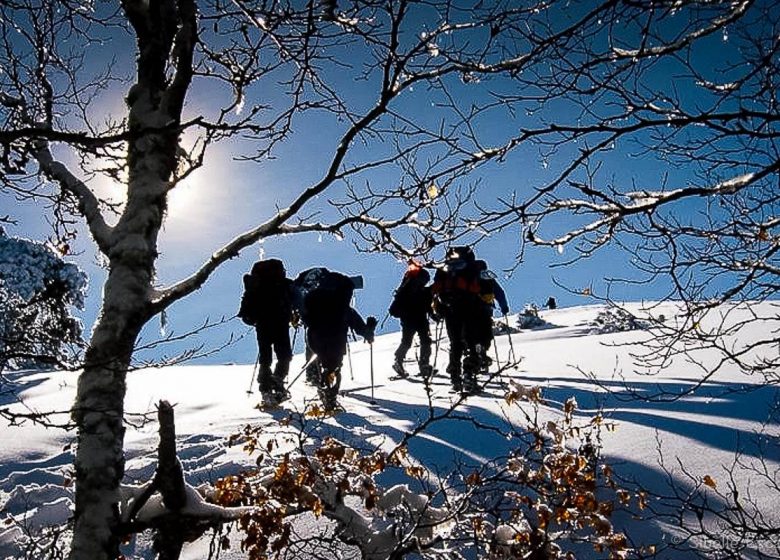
{"left": 167, "top": 173, "right": 204, "bottom": 218}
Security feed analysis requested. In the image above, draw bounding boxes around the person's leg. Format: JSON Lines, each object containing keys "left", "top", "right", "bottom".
{"left": 316, "top": 330, "right": 345, "bottom": 409}
{"left": 255, "top": 326, "right": 274, "bottom": 392}
{"left": 462, "top": 303, "right": 484, "bottom": 392}
{"left": 304, "top": 330, "right": 319, "bottom": 384}
{"left": 478, "top": 309, "right": 494, "bottom": 371}
{"left": 272, "top": 321, "right": 293, "bottom": 396}
{"left": 393, "top": 320, "right": 415, "bottom": 375}
{"left": 444, "top": 313, "right": 463, "bottom": 390}
{"left": 417, "top": 319, "right": 432, "bottom": 376}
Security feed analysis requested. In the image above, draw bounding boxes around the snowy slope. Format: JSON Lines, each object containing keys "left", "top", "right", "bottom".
{"left": 1, "top": 302, "right": 778, "bottom": 559}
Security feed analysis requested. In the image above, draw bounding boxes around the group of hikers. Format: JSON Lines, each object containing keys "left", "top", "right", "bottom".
{"left": 238, "top": 246, "right": 509, "bottom": 409}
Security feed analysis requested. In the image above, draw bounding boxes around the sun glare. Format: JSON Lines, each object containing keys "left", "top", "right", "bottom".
{"left": 167, "top": 174, "right": 203, "bottom": 218}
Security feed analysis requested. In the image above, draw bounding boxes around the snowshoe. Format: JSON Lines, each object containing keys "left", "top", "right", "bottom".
{"left": 322, "top": 401, "right": 345, "bottom": 415}
{"left": 318, "top": 388, "right": 341, "bottom": 412}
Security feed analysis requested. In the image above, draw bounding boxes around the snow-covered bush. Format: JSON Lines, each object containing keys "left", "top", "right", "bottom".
{"left": 0, "top": 230, "right": 87, "bottom": 372}
{"left": 516, "top": 304, "right": 549, "bottom": 330}
{"left": 590, "top": 306, "right": 647, "bottom": 334}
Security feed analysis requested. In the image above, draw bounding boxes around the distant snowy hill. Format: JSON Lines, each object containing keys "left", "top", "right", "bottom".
{"left": 1, "top": 302, "right": 778, "bottom": 559}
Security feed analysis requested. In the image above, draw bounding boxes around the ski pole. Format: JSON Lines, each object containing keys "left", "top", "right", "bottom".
{"left": 286, "top": 353, "right": 319, "bottom": 392}
{"left": 503, "top": 314, "right": 516, "bottom": 364}
{"left": 369, "top": 341, "right": 376, "bottom": 404}
{"left": 246, "top": 350, "right": 260, "bottom": 395}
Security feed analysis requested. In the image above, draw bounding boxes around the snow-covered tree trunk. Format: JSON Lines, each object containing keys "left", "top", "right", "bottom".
{"left": 70, "top": 317, "right": 139, "bottom": 558}
{"left": 69, "top": 1, "right": 195, "bottom": 558}
{"left": 70, "top": 225, "right": 164, "bottom": 559}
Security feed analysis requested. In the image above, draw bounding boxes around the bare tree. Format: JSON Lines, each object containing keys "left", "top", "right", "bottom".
{"left": 465, "top": 0, "right": 779, "bottom": 384}
{"left": 0, "top": 1, "right": 583, "bottom": 559}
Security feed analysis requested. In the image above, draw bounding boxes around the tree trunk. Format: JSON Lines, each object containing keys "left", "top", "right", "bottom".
{"left": 69, "top": 259, "right": 152, "bottom": 559}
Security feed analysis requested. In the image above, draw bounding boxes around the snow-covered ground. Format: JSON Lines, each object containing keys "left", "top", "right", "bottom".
{"left": 1, "top": 302, "right": 778, "bottom": 559}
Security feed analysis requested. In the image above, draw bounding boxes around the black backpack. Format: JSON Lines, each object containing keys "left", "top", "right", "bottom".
{"left": 433, "top": 248, "right": 482, "bottom": 308}
{"left": 293, "top": 268, "right": 360, "bottom": 327}
{"left": 389, "top": 266, "right": 430, "bottom": 318}
{"left": 238, "top": 259, "right": 290, "bottom": 325}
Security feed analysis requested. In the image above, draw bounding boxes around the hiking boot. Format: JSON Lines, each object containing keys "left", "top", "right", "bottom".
{"left": 419, "top": 363, "right": 433, "bottom": 379}
{"left": 392, "top": 359, "right": 407, "bottom": 378}
{"left": 463, "top": 374, "right": 479, "bottom": 395}
{"left": 318, "top": 385, "right": 339, "bottom": 411}
{"left": 318, "top": 368, "right": 342, "bottom": 399}
{"left": 478, "top": 348, "right": 492, "bottom": 372}
{"left": 260, "top": 390, "right": 282, "bottom": 408}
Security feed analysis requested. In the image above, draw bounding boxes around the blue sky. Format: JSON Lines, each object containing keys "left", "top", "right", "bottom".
{"left": 3, "top": 1, "right": 766, "bottom": 366}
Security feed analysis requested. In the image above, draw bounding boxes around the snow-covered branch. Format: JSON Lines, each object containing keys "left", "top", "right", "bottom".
{"left": 31, "top": 141, "right": 113, "bottom": 253}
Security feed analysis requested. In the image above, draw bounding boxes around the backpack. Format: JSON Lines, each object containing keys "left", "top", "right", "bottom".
{"left": 237, "top": 259, "right": 290, "bottom": 325}
{"left": 433, "top": 248, "right": 482, "bottom": 308}
{"left": 389, "top": 264, "right": 430, "bottom": 318}
{"left": 293, "top": 267, "right": 361, "bottom": 327}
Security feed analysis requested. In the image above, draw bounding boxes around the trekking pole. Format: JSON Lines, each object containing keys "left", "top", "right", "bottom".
{"left": 346, "top": 337, "right": 355, "bottom": 381}
{"left": 246, "top": 350, "right": 260, "bottom": 395}
{"left": 492, "top": 338, "right": 502, "bottom": 371}
{"left": 432, "top": 320, "right": 444, "bottom": 370}
{"left": 369, "top": 341, "right": 376, "bottom": 404}
{"left": 286, "top": 353, "right": 319, "bottom": 392}
{"left": 504, "top": 314, "right": 517, "bottom": 364}
{"left": 491, "top": 335, "right": 507, "bottom": 387}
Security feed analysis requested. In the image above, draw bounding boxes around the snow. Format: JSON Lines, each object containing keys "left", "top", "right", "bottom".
{"left": 0, "top": 302, "right": 778, "bottom": 558}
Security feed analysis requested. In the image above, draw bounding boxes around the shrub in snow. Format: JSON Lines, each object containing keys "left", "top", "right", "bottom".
{"left": 0, "top": 229, "right": 87, "bottom": 372}
{"left": 516, "top": 303, "right": 549, "bottom": 329}
{"left": 590, "top": 306, "right": 647, "bottom": 334}
{"left": 215, "top": 391, "right": 635, "bottom": 560}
